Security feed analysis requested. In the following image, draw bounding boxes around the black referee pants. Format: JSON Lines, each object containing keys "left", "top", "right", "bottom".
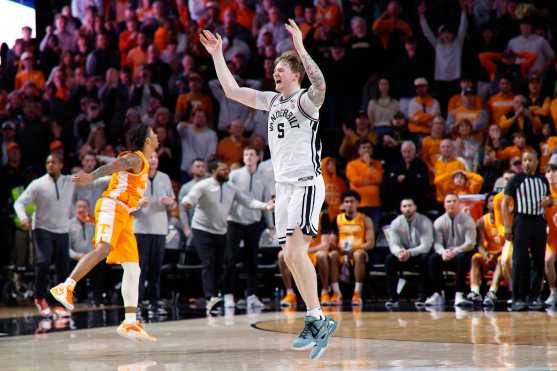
{"left": 192, "top": 229, "right": 226, "bottom": 299}
{"left": 33, "top": 229, "right": 69, "bottom": 300}
{"left": 136, "top": 234, "right": 166, "bottom": 303}
{"left": 512, "top": 215, "right": 547, "bottom": 302}
{"left": 224, "top": 221, "right": 263, "bottom": 297}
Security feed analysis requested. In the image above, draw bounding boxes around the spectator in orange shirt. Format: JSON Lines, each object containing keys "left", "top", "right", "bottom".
{"left": 539, "top": 123, "right": 557, "bottom": 170}
{"left": 217, "top": 120, "right": 248, "bottom": 167}
{"left": 126, "top": 31, "right": 149, "bottom": 79}
{"left": 434, "top": 169, "right": 484, "bottom": 203}
{"left": 499, "top": 95, "right": 541, "bottom": 147}
{"left": 487, "top": 77, "right": 514, "bottom": 126}
{"left": 322, "top": 156, "right": 346, "bottom": 223}
{"left": 316, "top": 0, "right": 342, "bottom": 32}
{"left": 447, "top": 78, "right": 483, "bottom": 114}
{"left": 234, "top": 0, "right": 255, "bottom": 31}
{"left": 478, "top": 49, "right": 537, "bottom": 85}
{"left": 447, "top": 87, "right": 489, "bottom": 134}
{"left": 175, "top": 73, "right": 214, "bottom": 125}
{"left": 496, "top": 131, "right": 535, "bottom": 161}
{"left": 15, "top": 52, "right": 45, "bottom": 90}
{"left": 299, "top": 5, "right": 317, "bottom": 40}
{"left": 434, "top": 139, "right": 467, "bottom": 201}
{"left": 346, "top": 139, "right": 384, "bottom": 230}
{"left": 421, "top": 115, "right": 445, "bottom": 176}
{"left": 408, "top": 78, "right": 441, "bottom": 135}
{"left": 372, "top": 1, "right": 412, "bottom": 51}
{"left": 481, "top": 124, "right": 508, "bottom": 191}
{"left": 118, "top": 17, "right": 139, "bottom": 66}
{"left": 339, "top": 111, "right": 378, "bottom": 160}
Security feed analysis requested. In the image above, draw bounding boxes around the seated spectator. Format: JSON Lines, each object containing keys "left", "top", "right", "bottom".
{"left": 316, "top": 0, "right": 342, "bottom": 32}
{"left": 177, "top": 108, "right": 217, "bottom": 182}
{"left": 507, "top": 17, "right": 555, "bottom": 78}
{"left": 408, "top": 78, "right": 441, "bottom": 135}
{"left": 385, "top": 198, "right": 433, "bottom": 308}
{"left": 366, "top": 77, "right": 399, "bottom": 137}
{"left": 299, "top": 5, "right": 317, "bottom": 40}
{"left": 487, "top": 77, "right": 514, "bottom": 126}
{"left": 339, "top": 111, "right": 378, "bottom": 161}
{"left": 256, "top": 7, "right": 289, "bottom": 48}
{"left": 453, "top": 119, "right": 481, "bottom": 171}
{"left": 322, "top": 157, "right": 346, "bottom": 223}
{"left": 15, "top": 52, "right": 45, "bottom": 90}
{"left": 425, "top": 193, "right": 476, "bottom": 307}
{"left": 539, "top": 123, "right": 557, "bottom": 170}
{"left": 434, "top": 169, "right": 484, "bottom": 203}
{"left": 382, "top": 141, "right": 429, "bottom": 211}
{"left": 329, "top": 190, "right": 375, "bottom": 306}
{"left": 496, "top": 131, "right": 535, "bottom": 161}
{"left": 421, "top": 116, "right": 445, "bottom": 176}
{"left": 279, "top": 211, "right": 334, "bottom": 307}
{"left": 447, "top": 78, "right": 483, "bottom": 114}
{"left": 433, "top": 139, "right": 468, "bottom": 201}
{"left": 480, "top": 125, "right": 509, "bottom": 191}
{"left": 176, "top": 73, "right": 214, "bottom": 125}
{"left": 500, "top": 95, "right": 541, "bottom": 147}
{"left": 217, "top": 120, "right": 248, "bottom": 167}
{"left": 346, "top": 139, "right": 384, "bottom": 229}
{"left": 377, "top": 112, "right": 416, "bottom": 164}
{"left": 126, "top": 31, "right": 149, "bottom": 79}
{"left": 526, "top": 74, "right": 551, "bottom": 125}
{"left": 467, "top": 192, "right": 506, "bottom": 305}
{"left": 372, "top": 1, "right": 412, "bottom": 52}
{"left": 447, "top": 88, "right": 489, "bottom": 135}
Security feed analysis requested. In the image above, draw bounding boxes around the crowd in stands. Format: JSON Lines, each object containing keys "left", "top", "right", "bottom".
{"left": 1, "top": 0, "right": 557, "bottom": 314}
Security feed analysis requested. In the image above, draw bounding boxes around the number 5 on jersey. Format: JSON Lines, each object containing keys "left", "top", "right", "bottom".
{"left": 278, "top": 122, "right": 285, "bottom": 139}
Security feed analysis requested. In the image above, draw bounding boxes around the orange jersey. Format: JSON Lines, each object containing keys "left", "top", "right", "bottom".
{"left": 336, "top": 213, "right": 366, "bottom": 250}
{"left": 481, "top": 213, "right": 503, "bottom": 254}
{"left": 545, "top": 186, "right": 557, "bottom": 250}
{"left": 493, "top": 191, "right": 512, "bottom": 237}
{"left": 101, "top": 151, "right": 149, "bottom": 211}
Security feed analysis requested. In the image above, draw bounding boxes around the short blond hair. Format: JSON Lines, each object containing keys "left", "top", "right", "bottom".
{"left": 274, "top": 51, "right": 305, "bottom": 82}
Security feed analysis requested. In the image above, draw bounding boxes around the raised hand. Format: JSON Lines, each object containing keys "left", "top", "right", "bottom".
{"left": 285, "top": 18, "right": 304, "bottom": 53}
{"left": 71, "top": 171, "right": 93, "bottom": 186}
{"left": 199, "top": 30, "right": 222, "bottom": 56}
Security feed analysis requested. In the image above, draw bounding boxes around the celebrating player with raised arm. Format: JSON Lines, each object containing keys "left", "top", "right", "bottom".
{"left": 51, "top": 124, "right": 159, "bottom": 341}
{"left": 200, "top": 19, "right": 336, "bottom": 360}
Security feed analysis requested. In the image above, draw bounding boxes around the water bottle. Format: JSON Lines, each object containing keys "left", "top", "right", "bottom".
{"left": 274, "top": 287, "right": 281, "bottom": 307}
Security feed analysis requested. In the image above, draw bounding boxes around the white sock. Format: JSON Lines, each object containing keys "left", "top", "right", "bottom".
{"left": 125, "top": 312, "right": 136, "bottom": 324}
{"left": 551, "top": 287, "right": 557, "bottom": 295}
{"left": 331, "top": 282, "right": 340, "bottom": 293}
{"left": 471, "top": 287, "right": 480, "bottom": 295}
{"left": 455, "top": 292, "right": 464, "bottom": 301}
{"left": 121, "top": 263, "right": 140, "bottom": 308}
{"left": 306, "top": 306, "right": 324, "bottom": 319}
{"left": 286, "top": 288, "right": 295, "bottom": 295}
{"left": 64, "top": 278, "right": 76, "bottom": 290}
{"left": 354, "top": 282, "right": 363, "bottom": 293}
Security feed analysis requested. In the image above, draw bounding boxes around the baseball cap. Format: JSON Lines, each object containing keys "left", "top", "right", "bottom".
{"left": 2, "top": 121, "right": 15, "bottom": 130}
{"left": 548, "top": 154, "right": 557, "bottom": 168}
{"left": 20, "top": 51, "right": 33, "bottom": 61}
{"left": 414, "top": 77, "right": 428, "bottom": 86}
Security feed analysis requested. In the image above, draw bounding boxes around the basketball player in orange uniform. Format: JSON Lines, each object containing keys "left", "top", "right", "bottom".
{"left": 328, "top": 190, "right": 375, "bottom": 306}
{"left": 279, "top": 211, "right": 334, "bottom": 307}
{"left": 467, "top": 193, "right": 505, "bottom": 305}
{"left": 51, "top": 124, "right": 158, "bottom": 341}
{"left": 485, "top": 171, "right": 516, "bottom": 306}
{"left": 544, "top": 158, "right": 557, "bottom": 306}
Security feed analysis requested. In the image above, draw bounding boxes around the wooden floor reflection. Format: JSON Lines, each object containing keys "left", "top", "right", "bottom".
{"left": 2, "top": 308, "right": 557, "bottom": 370}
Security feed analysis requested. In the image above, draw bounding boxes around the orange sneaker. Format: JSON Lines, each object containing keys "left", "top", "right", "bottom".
{"left": 330, "top": 292, "right": 343, "bottom": 306}
{"left": 280, "top": 292, "right": 297, "bottom": 307}
{"left": 117, "top": 321, "right": 157, "bottom": 342}
{"left": 320, "top": 292, "right": 331, "bottom": 306}
{"left": 50, "top": 283, "right": 74, "bottom": 311}
{"left": 351, "top": 292, "right": 362, "bottom": 306}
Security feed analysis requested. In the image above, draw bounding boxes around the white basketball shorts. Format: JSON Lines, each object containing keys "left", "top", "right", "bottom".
{"left": 274, "top": 176, "right": 325, "bottom": 245}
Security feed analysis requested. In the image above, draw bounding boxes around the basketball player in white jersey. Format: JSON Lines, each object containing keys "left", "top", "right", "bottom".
{"left": 200, "top": 19, "right": 337, "bottom": 360}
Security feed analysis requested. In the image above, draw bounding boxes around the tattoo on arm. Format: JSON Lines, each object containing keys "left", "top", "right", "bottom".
{"left": 299, "top": 51, "right": 326, "bottom": 107}
{"left": 90, "top": 154, "right": 142, "bottom": 180}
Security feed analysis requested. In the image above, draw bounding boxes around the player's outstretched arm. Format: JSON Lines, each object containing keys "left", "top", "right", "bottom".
{"left": 72, "top": 153, "right": 142, "bottom": 186}
{"left": 285, "top": 19, "right": 326, "bottom": 108}
{"left": 200, "top": 30, "right": 259, "bottom": 109}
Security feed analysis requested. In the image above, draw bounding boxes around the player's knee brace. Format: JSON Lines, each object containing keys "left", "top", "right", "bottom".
{"left": 121, "top": 262, "right": 141, "bottom": 308}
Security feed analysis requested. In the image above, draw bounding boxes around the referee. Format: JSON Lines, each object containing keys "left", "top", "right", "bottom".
{"left": 503, "top": 151, "right": 552, "bottom": 311}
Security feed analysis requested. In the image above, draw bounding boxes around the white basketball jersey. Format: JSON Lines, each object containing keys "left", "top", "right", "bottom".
{"left": 261, "top": 89, "right": 322, "bottom": 184}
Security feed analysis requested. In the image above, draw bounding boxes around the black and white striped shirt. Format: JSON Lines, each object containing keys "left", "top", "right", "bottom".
{"left": 504, "top": 173, "right": 550, "bottom": 216}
